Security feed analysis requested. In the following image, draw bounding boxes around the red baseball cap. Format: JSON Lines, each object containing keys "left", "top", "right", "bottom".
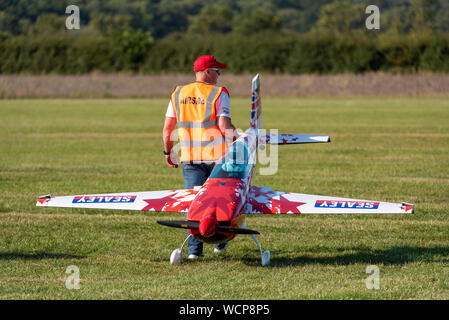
{"left": 193, "top": 55, "right": 227, "bottom": 72}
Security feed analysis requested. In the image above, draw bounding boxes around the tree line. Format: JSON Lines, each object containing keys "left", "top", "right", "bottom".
{"left": 0, "top": 0, "right": 448, "bottom": 74}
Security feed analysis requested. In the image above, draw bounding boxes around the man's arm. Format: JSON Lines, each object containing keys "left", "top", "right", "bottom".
{"left": 216, "top": 90, "right": 238, "bottom": 143}
{"left": 162, "top": 116, "right": 179, "bottom": 168}
{"left": 218, "top": 116, "right": 238, "bottom": 143}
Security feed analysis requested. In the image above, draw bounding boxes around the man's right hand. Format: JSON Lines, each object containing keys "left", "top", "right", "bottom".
{"left": 165, "top": 152, "right": 179, "bottom": 168}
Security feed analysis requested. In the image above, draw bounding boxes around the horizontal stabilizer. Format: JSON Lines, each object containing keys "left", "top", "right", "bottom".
{"left": 261, "top": 134, "right": 330, "bottom": 145}
{"left": 157, "top": 220, "right": 260, "bottom": 234}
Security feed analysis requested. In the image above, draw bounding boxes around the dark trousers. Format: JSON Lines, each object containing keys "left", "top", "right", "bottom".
{"left": 182, "top": 162, "right": 228, "bottom": 255}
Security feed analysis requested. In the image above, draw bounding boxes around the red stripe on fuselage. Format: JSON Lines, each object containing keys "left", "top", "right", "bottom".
{"left": 187, "top": 178, "right": 248, "bottom": 243}
{"left": 187, "top": 178, "right": 247, "bottom": 222}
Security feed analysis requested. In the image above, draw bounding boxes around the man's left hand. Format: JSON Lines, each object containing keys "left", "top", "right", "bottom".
{"left": 165, "top": 152, "right": 179, "bottom": 168}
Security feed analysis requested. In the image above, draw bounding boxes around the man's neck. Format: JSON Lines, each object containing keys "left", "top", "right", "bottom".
{"left": 195, "top": 73, "right": 217, "bottom": 85}
{"left": 195, "top": 80, "right": 215, "bottom": 85}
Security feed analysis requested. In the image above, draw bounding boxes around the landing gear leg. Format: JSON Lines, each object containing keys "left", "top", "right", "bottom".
{"left": 250, "top": 234, "right": 270, "bottom": 266}
{"left": 242, "top": 222, "right": 270, "bottom": 266}
{"left": 243, "top": 223, "right": 270, "bottom": 267}
{"left": 170, "top": 234, "right": 192, "bottom": 265}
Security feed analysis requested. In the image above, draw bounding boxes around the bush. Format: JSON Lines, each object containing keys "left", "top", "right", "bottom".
{"left": 419, "top": 35, "right": 449, "bottom": 72}
{"left": 1, "top": 31, "right": 449, "bottom": 74}
{"left": 215, "top": 32, "right": 294, "bottom": 73}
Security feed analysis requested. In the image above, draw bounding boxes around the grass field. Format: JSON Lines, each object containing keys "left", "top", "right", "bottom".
{"left": 1, "top": 97, "right": 448, "bottom": 299}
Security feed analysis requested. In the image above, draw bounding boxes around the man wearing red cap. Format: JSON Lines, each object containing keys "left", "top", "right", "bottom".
{"left": 162, "top": 55, "right": 237, "bottom": 259}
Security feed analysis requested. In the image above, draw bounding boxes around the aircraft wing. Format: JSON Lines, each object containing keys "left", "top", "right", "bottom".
{"left": 261, "top": 133, "right": 330, "bottom": 145}
{"left": 36, "top": 189, "right": 199, "bottom": 213}
{"left": 244, "top": 186, "right": 414, "bottom": 214}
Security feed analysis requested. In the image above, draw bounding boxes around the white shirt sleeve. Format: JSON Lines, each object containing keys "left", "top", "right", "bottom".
{"left": 215, "top": 91, "right": 231, "bottom": 118}
{"left": 165, "top": 100, "right": 176, "bottom": 118}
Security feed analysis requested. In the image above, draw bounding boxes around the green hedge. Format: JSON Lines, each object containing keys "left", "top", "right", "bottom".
{"left": 1, "top": 32, "right": 449, "bottom": 74}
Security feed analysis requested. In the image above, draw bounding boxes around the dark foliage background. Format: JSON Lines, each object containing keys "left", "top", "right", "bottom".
{"left": 0, "top": 0, "right": 448, "bottom": 74}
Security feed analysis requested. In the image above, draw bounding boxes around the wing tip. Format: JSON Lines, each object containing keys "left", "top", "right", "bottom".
{"left": 36, "top": 194, "right": 52, "bottom": 205}
{"left": 402, "top": 202, "right": 415, "bottom": 214}
{"left": 310, "top": 135, "right": 331, "bottom": 143}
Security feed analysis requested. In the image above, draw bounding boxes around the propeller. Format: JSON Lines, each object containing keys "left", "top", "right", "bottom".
{"left": 157, "top": 220, "right": 260, "bottom": 235}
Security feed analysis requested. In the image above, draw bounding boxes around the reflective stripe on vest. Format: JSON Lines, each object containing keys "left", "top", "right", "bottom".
{"left": 171, "top": 83, "right": 227, "bottom": 162}
{"left": 180, "top": 137, "right": 226, "bottom": 147}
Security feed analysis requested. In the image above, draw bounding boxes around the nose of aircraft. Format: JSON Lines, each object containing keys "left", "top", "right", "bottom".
{"left": 199, "top": 207, "right": 217, "bottom": 238}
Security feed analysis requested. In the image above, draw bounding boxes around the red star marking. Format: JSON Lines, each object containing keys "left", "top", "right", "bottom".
{"left": 248, "top": 191, "right": 305, "bottom": 214}
{"left": 143, "top": 189, "right": 199, "bottom": 212}
{"left": 271, "top": 195, "right": 305, "bottom": 214}
{"left": 37, "top": 198, "right": 49, "bottom": 204}
{"left": 143, "top": 195, "right": 174, "bottom": 211}
{"left": 142, "top": 192, "right": 192, "bottom": 212}
{"left": 401, "top": 205, "right": 414, "bottom": 212}
{"left": 249, "top": 201, "right": 271, "bottom": 214}
{"left": 247, "top": 187, "right": 277, "bottom": 213}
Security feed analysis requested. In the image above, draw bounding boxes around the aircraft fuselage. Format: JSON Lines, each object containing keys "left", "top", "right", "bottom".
{"left": 186, "top": 127, "right": 258, "bottom": 243}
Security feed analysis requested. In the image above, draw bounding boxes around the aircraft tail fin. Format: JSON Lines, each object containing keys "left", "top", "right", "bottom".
{"left": 250, "top": 74, "right": 262, "bottom": 129}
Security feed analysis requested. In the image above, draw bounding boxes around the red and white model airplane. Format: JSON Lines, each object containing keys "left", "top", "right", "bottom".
{"left": 36, "top": 75, "right": 414, "bottom": 266}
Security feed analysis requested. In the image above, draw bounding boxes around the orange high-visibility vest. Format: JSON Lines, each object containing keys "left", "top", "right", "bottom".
{"left": 171, "top": 82, "right": 228, "bottom": 162}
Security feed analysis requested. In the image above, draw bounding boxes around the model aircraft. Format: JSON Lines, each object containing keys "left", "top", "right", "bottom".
{"left": 36, "top": 74, "right": 414, "bottom": 266}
